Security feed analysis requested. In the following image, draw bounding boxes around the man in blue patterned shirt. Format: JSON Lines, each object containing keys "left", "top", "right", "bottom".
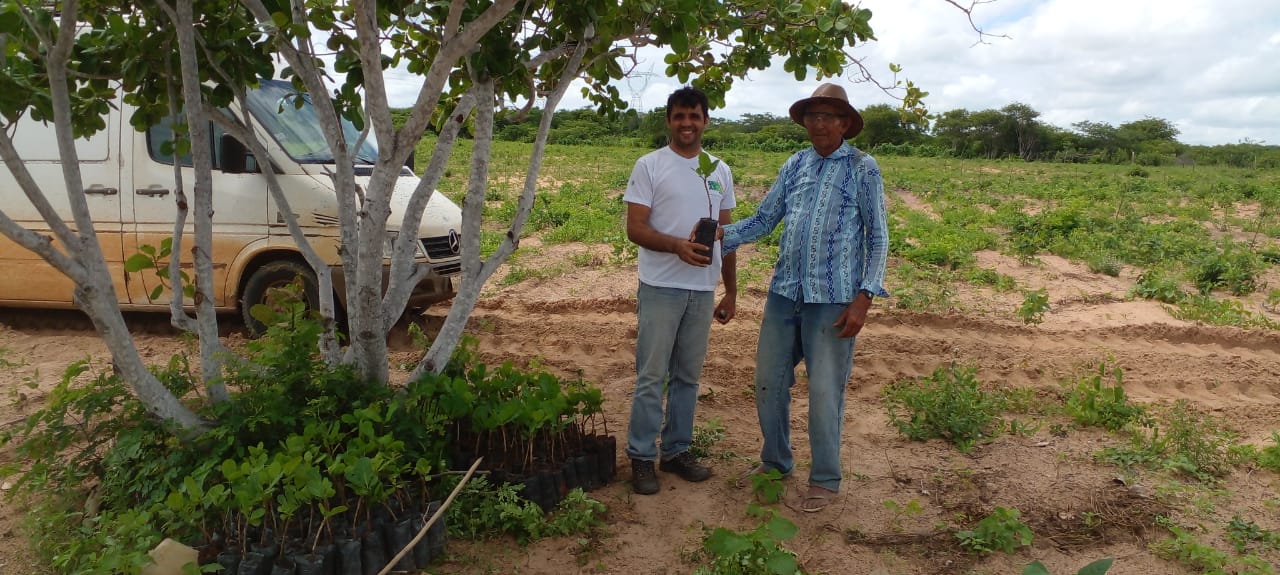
{"left": 721, "top": 83, "right": 889, "bottom": 512}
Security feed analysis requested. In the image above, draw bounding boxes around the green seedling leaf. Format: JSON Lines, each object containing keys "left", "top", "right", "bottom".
{"left": 696, "top": 150, "right": 720, "bottom": 178}
{"left": 1022, "top": 561, "right": 1050, "bottom": 575}
{"left": 1079, "top": 558, "right": 1115, "bottom": 575}
{"left": 765, "top": 515, "right": 798, "bottom": 541}
{"left": 766, "top": 553, "right": 799, "bottom": 574}
{"left": 705, "top": 527, "right": 752, "bottom": 556}
{"left": 124, "top": 253, "right": 153, "bottom": 273}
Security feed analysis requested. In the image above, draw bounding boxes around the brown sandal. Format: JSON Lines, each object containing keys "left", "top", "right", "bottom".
{"left": 801, "top": 486, "right": 837, "bottom": 513}
{"left": 735, "top": 463, "right": 792, "bottom": 488}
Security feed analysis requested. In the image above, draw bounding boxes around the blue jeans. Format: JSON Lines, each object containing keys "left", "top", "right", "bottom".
{"left": 754, "top": 291, "right": 856, "bottom": 492}
{"left": 626, "top": 282, "right": 715, "bottom": 462}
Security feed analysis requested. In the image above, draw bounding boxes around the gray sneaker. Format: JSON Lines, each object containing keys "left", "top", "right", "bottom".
{"left": 631, "top": 459, "right": 659, "bottom": 495}
{"left": 659, "top": 451, "right": 712, "bottom": 482}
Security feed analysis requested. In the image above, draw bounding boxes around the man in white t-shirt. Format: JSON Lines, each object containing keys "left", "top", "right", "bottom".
{"left": 622, "top": 86, "right": 737, "bottom": 495}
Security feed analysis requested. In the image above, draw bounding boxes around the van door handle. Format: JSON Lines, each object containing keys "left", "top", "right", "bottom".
{"left": 84, "top": 186, "right": 119, "bottom": 196}
{"left": 136, "top": 187, "right": 171, "bottom": 198}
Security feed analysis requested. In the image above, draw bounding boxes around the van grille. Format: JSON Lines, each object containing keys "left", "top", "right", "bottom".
{"left": 420, "top": 234, "right": 460, "bottom": 260}
{"left": 433, "top": 262, "right": 461, "bottom": 276}
{"left": 312, "top": 213, "right": 340, "bottom": 226}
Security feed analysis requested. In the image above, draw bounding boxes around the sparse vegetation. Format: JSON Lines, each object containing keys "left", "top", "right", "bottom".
{"left": 1098, "top": 400, "right": 1245, "bottom": 482}
{"left": 4, "top": 142, "right": 1280, "bottom": 573}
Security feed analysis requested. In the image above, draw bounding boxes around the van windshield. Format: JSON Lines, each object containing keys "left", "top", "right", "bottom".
{"left": 244, "top": 80, "right": 379, "bottom": 164}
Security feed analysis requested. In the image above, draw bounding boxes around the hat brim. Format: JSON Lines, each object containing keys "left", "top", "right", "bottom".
{"left": 789, "top": 96, "right": 864, "bottom": 139}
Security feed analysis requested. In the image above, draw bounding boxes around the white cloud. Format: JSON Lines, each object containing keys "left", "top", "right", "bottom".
{"left": 377, "top": 0, "right": 1280, "bottom": 145}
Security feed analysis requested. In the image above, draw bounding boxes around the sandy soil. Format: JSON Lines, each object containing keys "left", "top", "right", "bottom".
{"left": 2, "top": 241, "right": 1280, "bottom": 574}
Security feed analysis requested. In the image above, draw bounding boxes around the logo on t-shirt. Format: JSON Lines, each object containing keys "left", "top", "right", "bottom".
{"left": 708, "top": 181, "right": 723, "bottom": 193}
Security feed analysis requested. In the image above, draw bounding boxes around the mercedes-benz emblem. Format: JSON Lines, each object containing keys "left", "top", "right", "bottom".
{"left": 447, "top": 229, "right": 461, "bottom": 254}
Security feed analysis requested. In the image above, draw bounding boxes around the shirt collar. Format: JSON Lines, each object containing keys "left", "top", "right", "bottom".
{"left": 810, "top": 142, "right": 855, "bottom": 160}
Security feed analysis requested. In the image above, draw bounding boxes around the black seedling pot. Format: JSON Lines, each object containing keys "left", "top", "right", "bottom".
{"left": 336, "top": 538, "right": 362, "bottom": 575}
{"left": 694, "top": 217, "right": 718, "bottom": 253}
{"left": 360, "top": 528, "right": 387, "bottom": 575}
{"left": 573, "top": 453, "right": 599, "bottom": 491}
{"left": 425, "top": 500, "right": 447, "bottom": 559}
{"left": 562, "top": 459, "right": 580, "bottom": 491}
{"left": 216, "top": 552, "right": 241, "bottom": 575}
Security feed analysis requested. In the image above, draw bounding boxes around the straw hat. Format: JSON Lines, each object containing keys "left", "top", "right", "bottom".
{"left": 788, "top": 83, "right": 864, "bottom": 139}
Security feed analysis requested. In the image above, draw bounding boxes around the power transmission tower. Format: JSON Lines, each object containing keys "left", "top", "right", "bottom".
{"left": 627, "top": 69, "right": 657, "bottom": 112}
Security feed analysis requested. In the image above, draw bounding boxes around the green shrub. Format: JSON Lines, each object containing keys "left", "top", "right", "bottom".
{"left": 690, "top": 418, "right": 727, "bottom": 460}
{"left": 1018, "top": 288, "right": 1050, "bottom": 325}
{"left": 696, "top": 504, "right": 801, "bottom": 575}
{"left": 1063, "top": 362, "right": 1149, "bottom": 431}
{"left": 967, "top": 267, "right": 1018, "bottom": 291}
{"left": 1098, "top": 401, "right": 1244, "bottom": 482}
{"left": 955, "top": 506, "right": 1033, "bottom": 555}
{"left": 1254, "top": 432, "right": 1280, "bottom": 472}
{"left": 1171, "top": 294, "right": 1278, "bottom": 329}
{"left": 1160, "top": 403, "right": 1246, "bottom": 480}
{"left": 1151, "top": 519, "right": 1231, "bottom": 573}
{"left": 1225, "top": 516, "right": 1280, "bottom": 554}
{"left": 1191, "top": 244, "right": 1262, "bottom": 296}
{"left": 883, "top": 365, "right": 1003, "bottom": 453}
{"left": 1085, "top": 253, "right": 1124, "bottom": 277}
{"left": 1130, "top": 269, "right": 1185, "bottom": 303}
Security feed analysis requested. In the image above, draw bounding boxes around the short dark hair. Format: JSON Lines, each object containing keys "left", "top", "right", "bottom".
{"left": 666, "top": 87, "right": 709, "bottom": 119}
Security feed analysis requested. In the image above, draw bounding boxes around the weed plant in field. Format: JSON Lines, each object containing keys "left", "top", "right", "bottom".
{"left": 1151, "top": 518, "right": 1237, "bottom": 574}
{"left": 889, "top": 261, "right": 958, "bottom": 313}
{"left": 1063, "top": 361, "right": 1150, "bottom": 431}
{"left": 954, "top": 506, "right": 1033, "bottom": 555}
{"left": 1023, "top": 558, "right": 1115, "bottom": 575}
{"left": 1018, "top": 288, "right": 1051, "bottom": 325}
{"left": 883, "top": 365, "right": 1004, "bottom": 453}
{"left": 1170, "top": 294, "right": 1279, "bottom": 329}
{"left": 1191, "top": 243, "right": 1264, "bottom": 296}
{"left": 695, "top": 503, "right": 800, "bottom": 575}
{"left": 690, "top": 418, "right": 729, "bottom": 460}
{"left": 883, "top": 498, "right": 924, "bottom": 532}
{"left": 1248, "top": 432, "right": 1280, "bottom": 472}
{"left": 1097, "top": 400, "right": 1246, "bottom": 482}
{"left": 1130, "top": 268, "right": 1186, "bottom": 303}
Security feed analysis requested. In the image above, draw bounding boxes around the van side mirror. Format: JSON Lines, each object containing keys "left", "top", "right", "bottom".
{"left": 219, "top": 134, "right": 249, "bottom": 174}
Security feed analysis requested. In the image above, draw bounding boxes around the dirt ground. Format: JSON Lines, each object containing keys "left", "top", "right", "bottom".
{"left": 2, "top": 243, "right": 1280, "bottom": 574}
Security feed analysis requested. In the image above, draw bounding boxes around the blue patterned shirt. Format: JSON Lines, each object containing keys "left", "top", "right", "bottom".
{"left": 722, "top": 143, "right": 889, "bottom": 304}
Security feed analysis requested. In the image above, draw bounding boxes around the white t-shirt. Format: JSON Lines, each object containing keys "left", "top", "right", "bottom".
{"left": 624, "top": 146, "right": 736, "bottom": 292}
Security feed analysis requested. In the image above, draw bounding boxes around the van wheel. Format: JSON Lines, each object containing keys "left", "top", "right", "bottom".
{"left": 240, "top": 260, "right": 321, "bottom": 336}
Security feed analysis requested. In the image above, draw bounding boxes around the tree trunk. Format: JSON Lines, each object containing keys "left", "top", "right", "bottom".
{"left": 175, "top": 0, "right": 230, "bottom": 403}
{"left": 1, "top": 1, "right": 205, "bottom": 432}
{"left": 413, "top": 25, "right": 593, "bottom": 376}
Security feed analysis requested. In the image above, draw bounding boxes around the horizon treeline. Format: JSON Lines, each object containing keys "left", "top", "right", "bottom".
{"left": 393, "top": 102, "right": 1278, "bottom": 169}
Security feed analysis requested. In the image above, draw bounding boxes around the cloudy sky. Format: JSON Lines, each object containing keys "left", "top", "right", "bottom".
{"left": 383, "top": 0, "right": 1280, "bottom": 147}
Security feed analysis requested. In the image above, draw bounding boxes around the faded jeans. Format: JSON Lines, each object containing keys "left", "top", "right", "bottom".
{"left": 754, "top": 291, "right": 856, "bottom": 492}
{"left": 626, "top": 282, "right": 715, "bottom": 462}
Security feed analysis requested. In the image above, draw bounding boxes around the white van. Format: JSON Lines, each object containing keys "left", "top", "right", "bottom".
{"left": 0, "top": 79, "right": 462, "bottom": 331}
